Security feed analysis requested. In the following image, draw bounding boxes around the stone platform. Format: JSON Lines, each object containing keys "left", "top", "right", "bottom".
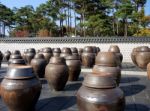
{"left": 0, "top": 62, "right": 150, "bottom": 111}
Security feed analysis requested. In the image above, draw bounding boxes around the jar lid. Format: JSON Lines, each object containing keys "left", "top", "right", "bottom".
{"left": 83, "top": 74, "right": 116, "bottom": 89}
{"left": 5, "top": 66, "right": 35, "bottom": 79}
{"left": 9, "top": 59, "right": 26, "bottom": 65}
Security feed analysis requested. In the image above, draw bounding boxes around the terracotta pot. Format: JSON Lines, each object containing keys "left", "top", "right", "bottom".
{"left": 66, "top": 55, "right": 81, "bottom": 81}
{"left": 3, "top": 51, "right": 11, "bottom": 61}
{"left": 92, "top": 65, "right": 121, "bottom": 85}
{"left": 136, "top": 51, "right": 150, "bottom": 69}
{"left": 53, "top": 48, "right": 61, "bottom": 57}
{"left": 95, "top": 52, "right": 118, "bottom": 67}
{"left": 77, "top": 74, "right": 125, "bottom": 111}
{"left": 45, "top": 57, "right": 69, "bottom": 91}
{"left": 0, "top": 51, "right": 3, "bottom": 61}
{"left": 147, "top": 63, "right": 150, "bottom": 79}
{"left": 9, "top": 59, "right": 26, "bottom": 66}
{"left": 82, "top": 46, "right": 96, "bottom": 68}
{"left": 42, "top": 48, "right": 53, "bottom": 63}
{"left": 60, "top": 47, "right": 72, "bottom": 58}
{"left": 0, "top": 65, "right": 42, "bottom": 111}
{"left": 31, "top": 54, "right": 47, "bottom": 78}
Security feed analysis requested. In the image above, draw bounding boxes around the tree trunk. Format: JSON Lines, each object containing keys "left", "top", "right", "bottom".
{"left": 124, "top": 18, "right": 128, "bottom": 37}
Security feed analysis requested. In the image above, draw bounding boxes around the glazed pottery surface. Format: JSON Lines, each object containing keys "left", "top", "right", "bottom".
{"left": 136, "top": 52, "right": 150, "bottom": 69}
{"left": 108, "top": 45, "right": 120, "bottom": 53}
{"left": 25, "top": 52, "right": 35, "bottom": 65}
{"left": 31, "top": 54, "right": 47, "bottom": 78}
{"left": 3, "top": 51, "right": 11, "bottom": 61}
{"left": 147, "top": 63, "right": 150, "bottom": 79}
{"left": 77, "top": 74, "right": 125, "bottom": 111}
{"left": 95, "top": 52, "right": 118, "bottom": 67}
{"left": 45, "top": 57, "right": 69, "bottom": 91}
{"left": 9, "top": 59, "right": 26, "bottom": 66}
{"left": 0, "top": 66, "right": 42, "bottom": 111}
{"left": 66, "top": 55, "right": 81, "bottom": 81}
{"left": 92, "top": 65, "right": 121, "bottom": 85}
{"left": 0, "top": 51, "right": 3, "bottom": 61}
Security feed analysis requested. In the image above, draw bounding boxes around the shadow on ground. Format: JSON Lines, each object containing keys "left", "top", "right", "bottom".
{"left": 120, "top": 77, "right": 140, "bottom": 83}
{"left": 126, "top": 104, "right": 150, "bottom": 111}
{"left": 65, "top": 83, "right": 82, "bottom": 91}
{"left": 120, "top": 84, "right": 146, "bottom": 96}
{"left": 37, "top": 96, "right": 76, "bottom": 111}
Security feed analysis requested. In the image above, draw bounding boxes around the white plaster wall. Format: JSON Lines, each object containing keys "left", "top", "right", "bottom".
{"left": 0, "top": 42, "right": 150, "bottom": 62}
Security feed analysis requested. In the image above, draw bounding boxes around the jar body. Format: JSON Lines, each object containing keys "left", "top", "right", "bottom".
{"left": 45, "top": 63, "right": 69, "bottom": 91}
{"left": 77, "top": 86, "right": 125, "bottom": 111}
{"left": 66, "top": 59, "right": 81, "bottom": 81}
{"left": 1, "top": 77, "right": 41, "bottom": 111}
{"left": 82, "top": 53, "right": 95, "bottom": 68}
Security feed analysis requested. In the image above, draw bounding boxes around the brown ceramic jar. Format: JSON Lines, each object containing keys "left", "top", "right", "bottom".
{"left": 82, "top": 46, "right": 96, "bottom": 68}
{"left": 53, "top": 48, "right": 61, "bottom": 57}
{"left": 136, "top": 51, "right": 150, "bottom": 69}
{"left": 71, "top": 47, "right": 78, "bottom": 56}
{"left": 42, "top": 48, "right": 53, "bottom": 63}
{"left": 12, "top": 50, "right": 21, "bottom": 55}
{"left": 77, "top": 74, "right": 125, "bottom": 111}
{"left": 95, "top": 52, "right": 118, "bottom": 67}
{"left": 108, "top": 45, "right": 123, "bottom": 64}
{"left": 45, "top": 57, "right": 69, "bottom": 91}
{"left": 3, "top": 51, "right": 11, "bottom": 61}
{"left": 131, "top": 46, "right": 150, "bottom": 66}
{"left": 66, "top": 55, "right": 81, "bottom": 81}
{"left": 0, "top": 66, "right": 42, "bottom": 111}
{"left": 31, "top": 54, "right": 47, "bottom": 78}
{"left": 25, "top": 52, "right": 35, "bottom": 65}
{"left": 92, "top": 65, "right": 121, "bottom": 85}
{"left": 60, "top": 47, "right": 72, "bottom": 58}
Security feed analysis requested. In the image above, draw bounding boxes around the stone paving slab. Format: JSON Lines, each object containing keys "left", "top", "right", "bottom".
{"left": 0, "top": 62, "right": 150, "bottom": 111}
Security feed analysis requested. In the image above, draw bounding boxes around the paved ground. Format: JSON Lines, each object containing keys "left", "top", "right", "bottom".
{"left": 0, "top": 62, "right": 150, "bottom": 111}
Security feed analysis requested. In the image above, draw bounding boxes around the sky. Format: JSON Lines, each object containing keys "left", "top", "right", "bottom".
{"left": 0, "top": 0, "right": 150, "bottom": 15}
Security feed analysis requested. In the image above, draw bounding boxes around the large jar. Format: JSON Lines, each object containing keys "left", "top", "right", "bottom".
{"left": 53, "top": 48, "right": 61, "bottom": 57}
{"left": 131, "top": 46, "right": 150, "bottom": 66}
{"left": 45, "top": 57, "right": 69, "bottom": 91}
{"left": 60, "top": 47, "right": 72, "bottom": 58}
{"left": 77, "top": 74, "right": 125, "bottom": 111}
{"left": 3, "top": 50, "right": 11, "bottom": 62}
{"left": 82, "top": 46, "right": 96, "bottom": 68}
{"left": 25, "top": 49, "right": 36, "bottom": 65}
{"left": 42, "top": 47, "right": 53, "bottom": 63}
{"left": 0, "top": 66, "right": 42, "bottom": 111}
{"left": 108, "top": 45, "right": 123, "bottom": 66}
{"left": 66, "top": 55, "right": 81, "bottom": 81}
{"left": 136, "top": 51, "right": 150, "bottom": 69}
{"left": 71, "top": 47, "right": 78, "bottom": 56}
{"left": 31, "top": 54, "right": 47, "bottom": 78}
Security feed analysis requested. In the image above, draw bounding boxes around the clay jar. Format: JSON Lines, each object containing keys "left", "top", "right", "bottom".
{"left": 42, "top": 47, "right": 53, "bottom": 63}
{"left": 66, "top": 55, "right": 81, "bottom": 81}
{"left": 45, "top": 57, "right": 69, "bottom": 91}
{"left": 60, "top": 47, "right": 72, "bottom": 58}
{"left": 108, "top": 45, "right": 123, "bottom": 65}
{"left": 136, "top": 51, "right": 150, "bottom": 69}
{"left": 25, "top": 49, "right": 36, "bottom": 65}
{"left": 131, "top": 46, "right": 149, "bottom": 66}
{"left": 3, "top": 51, "right": 11, "bottom": 61}
{"left": 77, "top": 74, "right": 125, "bottom": 111}
{"left": 31, "top": 54, "right": 47, "bottom": 78}
{"left": 53, "top": 48, "right": 61, "bottom": 57}
{"left": 82, "top": 46, "right": 96, "bottom": 68}
{"left": 0, "top": 65, "right": 42, "bottom": 111}
{"left": 8, "top": 54, "right": 23, "bottom": 65}
{"left": 71, "top": 47, "right": 79, "bottom": 56}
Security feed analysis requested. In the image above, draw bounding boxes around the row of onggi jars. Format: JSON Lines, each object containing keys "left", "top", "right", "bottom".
{"left": 0, "top": 45, "right": 125, "bottom": 111}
